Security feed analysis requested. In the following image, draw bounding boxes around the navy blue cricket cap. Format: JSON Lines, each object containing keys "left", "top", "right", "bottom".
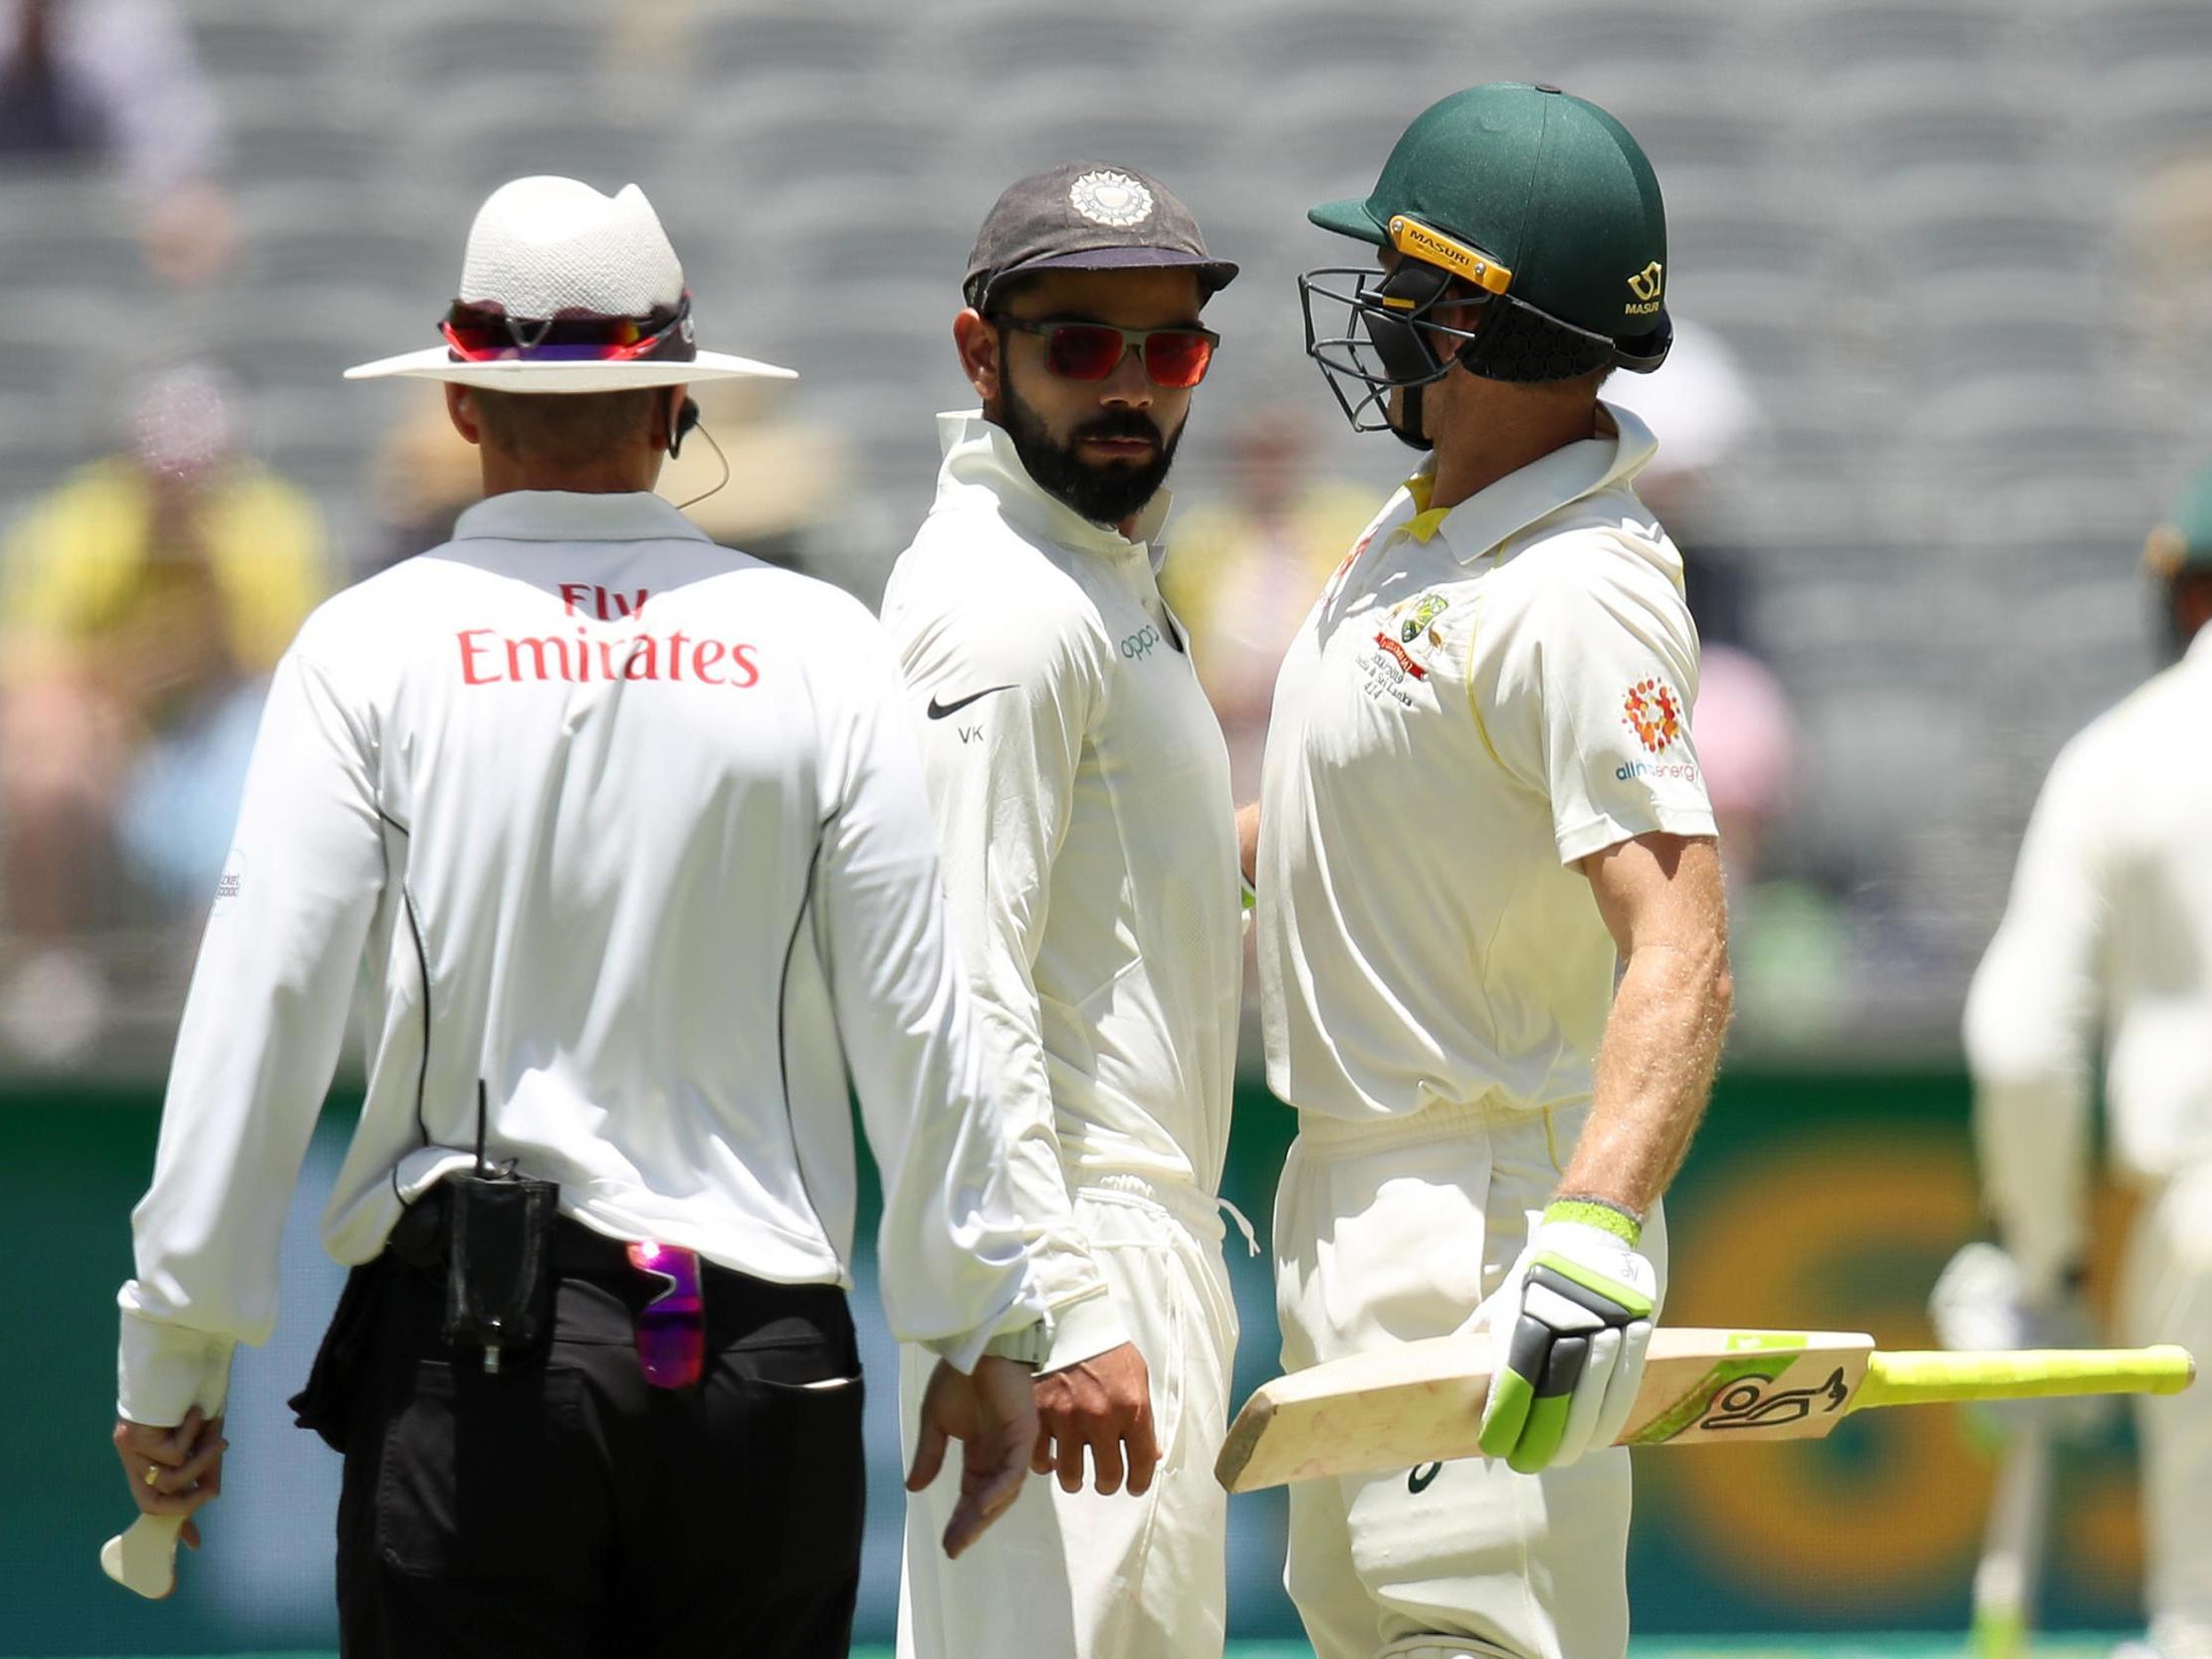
{"left": 963, "top": 161, "right": 1238, "bottom": 311}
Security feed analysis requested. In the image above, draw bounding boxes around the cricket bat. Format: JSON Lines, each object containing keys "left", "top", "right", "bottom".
{"left": 1216, "top": 1328, "right": 2194, "bottom": 1493}
{"left": 101, "top": 1374, "right": 228, "bottom": 1599}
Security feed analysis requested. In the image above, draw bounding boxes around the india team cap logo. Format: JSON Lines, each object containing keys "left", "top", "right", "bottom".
{"left": 1069, "top": 169, "right": 1155, "bottom": 229}
{"left": 962, "top": 160, "right": 1238, "bottom": 311}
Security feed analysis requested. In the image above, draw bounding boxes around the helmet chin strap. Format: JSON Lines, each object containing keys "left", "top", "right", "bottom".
{"left": 1386, "top": 382, "right": 1435, "bottom": 452}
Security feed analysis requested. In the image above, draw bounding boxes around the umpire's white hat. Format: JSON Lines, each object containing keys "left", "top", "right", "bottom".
{"left": 345, "top": 175, "right": 794, "bottom": 393}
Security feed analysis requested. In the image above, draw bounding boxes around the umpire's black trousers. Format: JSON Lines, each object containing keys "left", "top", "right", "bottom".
{"left": 303, "top": 1223, "right": 865, "bottom": 1659}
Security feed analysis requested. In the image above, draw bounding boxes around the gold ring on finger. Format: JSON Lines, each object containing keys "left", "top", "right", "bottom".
{"left": 144, "top": 1464, "right": 160, "bottom": 1487}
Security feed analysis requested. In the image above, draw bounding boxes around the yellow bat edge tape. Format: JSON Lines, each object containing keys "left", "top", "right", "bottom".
{"left": 1853, "top": 1344, "right": 2196, "bottom": 1413}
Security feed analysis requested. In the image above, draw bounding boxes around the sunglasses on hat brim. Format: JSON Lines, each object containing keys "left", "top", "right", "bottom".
{"left": 993, "top": 315, "right": 1219, "bottom": 389}
{"left": 441, "top": 292, "right": 697, "bottom": 364}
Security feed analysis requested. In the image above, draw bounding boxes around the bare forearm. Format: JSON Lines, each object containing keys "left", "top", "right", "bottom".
{"left": 1236, "top": 800, "right": 1259, "bottom": 887}
{"left": 1560, "top": 936, "right": 1731, "bottom": 1216}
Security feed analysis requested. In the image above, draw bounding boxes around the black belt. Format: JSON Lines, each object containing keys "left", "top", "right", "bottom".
{"left": 388, "top": 1182, "right": 846, "bottom": 1327}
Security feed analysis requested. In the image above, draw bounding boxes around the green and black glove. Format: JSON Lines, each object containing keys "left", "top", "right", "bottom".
{"left": 1477, "top": 1200, "right": 1658, "bottom": 1475}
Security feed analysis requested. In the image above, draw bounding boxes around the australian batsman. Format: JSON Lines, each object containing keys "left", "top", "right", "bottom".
{"left": 1250, "top": 85, "right": 1732, "bottom": 1659}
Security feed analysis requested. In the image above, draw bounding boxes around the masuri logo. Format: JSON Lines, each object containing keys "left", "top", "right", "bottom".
{"left": 1626, "top": 261, "right": 1665, "bottom": 313}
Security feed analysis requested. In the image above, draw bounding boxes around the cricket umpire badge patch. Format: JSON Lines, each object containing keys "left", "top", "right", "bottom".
{"left": 1622, "top": 676, "right": 1683, "bottom": 753}
{"left": 1069, "top": 169, "right": 1155, "bottom": 229}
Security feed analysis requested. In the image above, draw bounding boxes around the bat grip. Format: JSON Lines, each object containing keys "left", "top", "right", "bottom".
{"left": 1856, "top": 1345, "right": 2196, "bottom": 1412}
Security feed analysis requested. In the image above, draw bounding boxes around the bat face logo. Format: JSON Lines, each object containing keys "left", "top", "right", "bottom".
{"left": 1696, "top": 1365, "right": 1852, "bottom": 1432}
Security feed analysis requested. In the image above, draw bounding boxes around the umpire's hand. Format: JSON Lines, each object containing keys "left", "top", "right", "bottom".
{"left": 1031, "top": 1340, "right": 1160, "bottom": 1498}
{"left": 908, "top": 1356, "right": 1042, "bottom": 1558}
{"left": 111, "top": 1405, "right": 227, "bottom": 1550}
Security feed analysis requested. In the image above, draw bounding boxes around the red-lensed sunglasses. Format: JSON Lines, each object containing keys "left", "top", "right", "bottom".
{"left": 441, "top": 292, "right": 697, "bottom": 364}
{"left": 994, "top": 315, "right": 1219, "bottom": 389}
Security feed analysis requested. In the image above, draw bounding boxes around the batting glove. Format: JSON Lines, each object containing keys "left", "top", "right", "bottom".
{"left": 1477, "top": 1202, "right": 1657, "bottom": 1474}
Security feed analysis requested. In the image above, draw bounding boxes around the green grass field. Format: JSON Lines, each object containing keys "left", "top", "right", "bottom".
{"left": 59, "top": 1641, "right": 2127, "bottom": 1659}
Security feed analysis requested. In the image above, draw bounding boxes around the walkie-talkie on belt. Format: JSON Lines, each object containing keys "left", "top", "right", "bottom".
{"left": 443, "top": 1080, "right": 558, "bottom": 1372}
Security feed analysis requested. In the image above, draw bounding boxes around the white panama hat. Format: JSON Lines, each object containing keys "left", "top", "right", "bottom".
{"left": 345, "top": 175, "right": 794, "bottom": 392}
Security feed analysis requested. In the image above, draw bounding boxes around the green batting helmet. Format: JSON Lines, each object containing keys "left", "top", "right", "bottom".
{"left": 1299, "top": 83, "right": 1670, "bottom": 439}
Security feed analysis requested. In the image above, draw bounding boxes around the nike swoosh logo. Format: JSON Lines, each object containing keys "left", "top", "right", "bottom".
{"left": 1408, "top": 1461, "right": 1442, "bottom": 1494}
{"left": 926, "top": 686, "right": 1013, "bottom": 721}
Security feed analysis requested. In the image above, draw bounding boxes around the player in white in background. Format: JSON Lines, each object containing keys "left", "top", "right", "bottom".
{"left": 1946, "top": 463, "right": 2212, "bottom": 1659}
{"left": 105, "top": 175, "right": 1091, "bottom": 1657}
{"left": 881, "top": 162, "right": 1246, "bottom": 1659}
{"left": 1252, "top": 85, "right": 1732, "bottom": 1659}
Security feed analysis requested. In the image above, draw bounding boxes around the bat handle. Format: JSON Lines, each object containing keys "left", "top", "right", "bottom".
{"left": 1857, "top": 1344, "right": 2196, "bottom": 1410}
{"left": 101, "top": 1512, "right": 186, "bottom": 1599}
{"left": 102, "top": 1376, "right": 228, "bottom": 1599}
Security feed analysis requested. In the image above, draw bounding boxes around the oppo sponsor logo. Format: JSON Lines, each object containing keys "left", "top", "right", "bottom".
{"left": 1121, "top": 624, "right": 1162, "bottom": 660}
{"left": 211, "top": 848, "right": 245, "bottom": 917}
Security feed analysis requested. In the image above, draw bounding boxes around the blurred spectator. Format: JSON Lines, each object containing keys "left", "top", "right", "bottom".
{"left": 1162, "top": 408, "right": 1374, "bottom": 797}
{"left": 0, "top": 361, "right": 329, "bottom": 1062}
{"left": 1694, "top": 643, "right": 1794, "bottom": 892}
{"left": 2125, "top": 154, "right": 2212, "bottom": 386}
{"left": 1607, "top": 321, "right": 1790, "bottom": 874}
{"left": 1609, "top": 321, "right": 1853, "bottom": 1043}
{"left": 0, "top": 0, "right": 234, "bottom": 283}
{"left": 362, "top": 391, "right": 483, "bottom": 573}
{"left": 364, "top": 381, "right": 862, "bottom": 593}
{"left": 655, "top": 380, "right": 861, "bottom": 589}
{"left": 1605, "top": 318, "right": 1763, "bottom": 654}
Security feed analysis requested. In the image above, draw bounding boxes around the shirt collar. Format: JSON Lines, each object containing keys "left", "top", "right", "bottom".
{"left": 934, "top": 409, "right": 1173, "bottom": 568}
{"left": 1394, "top": 401, "right": 1660, "bottom": 565}
{"left": 452, "top": 490, "right": 716, "bottom": 546}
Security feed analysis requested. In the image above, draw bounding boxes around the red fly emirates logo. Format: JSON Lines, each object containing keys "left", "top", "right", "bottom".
{"left": 456, "top": 583, "right": 761, "bottom": 689}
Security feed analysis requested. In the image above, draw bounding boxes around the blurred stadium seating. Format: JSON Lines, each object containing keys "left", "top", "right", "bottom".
{"left": 0, "top": 0, "right": 2208, "bottom": 1073}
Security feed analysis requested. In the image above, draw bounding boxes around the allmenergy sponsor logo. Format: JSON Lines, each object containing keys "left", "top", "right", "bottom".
{"left": 1615, "top": 758, "right": 1699, "bottom": 783}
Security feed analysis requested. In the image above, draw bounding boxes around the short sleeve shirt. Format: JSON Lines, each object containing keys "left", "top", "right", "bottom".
{"left": 1256, "top": 405, "right": 1715, "bottom": 1124}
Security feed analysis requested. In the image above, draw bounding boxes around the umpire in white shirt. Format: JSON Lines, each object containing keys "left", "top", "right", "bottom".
{"left": 107, "top": 175, "right": 1060, "bottom": 1658}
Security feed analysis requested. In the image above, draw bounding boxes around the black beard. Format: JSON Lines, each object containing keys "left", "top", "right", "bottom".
{"left": 997, "top": 383, "right": 1183, "bottom": 526}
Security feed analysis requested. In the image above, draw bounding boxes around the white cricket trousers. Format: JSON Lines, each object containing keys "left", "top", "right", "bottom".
{"left": 2119, "top": 1161, "right": 2212, "bottom": 1659}
{"left": 896, "top": 1173, "right": 1240, "bottom": 1659}
{"left": 1273, "top": 1099, "right": 1668, "bottom": 1659}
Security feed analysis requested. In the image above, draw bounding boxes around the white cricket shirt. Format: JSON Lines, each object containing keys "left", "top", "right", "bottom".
{"left": 117, "top": 491, "right": 1036, "bottom": 1424}
{"left": 1963, "top": 625, "right": 2212, "bottom": 1286}
{"left": 880, "top": 413, "right": 1243, "bottom": 1369}
{"left": 1258, "top": 405, "right": 1715, "bottom": 1124}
